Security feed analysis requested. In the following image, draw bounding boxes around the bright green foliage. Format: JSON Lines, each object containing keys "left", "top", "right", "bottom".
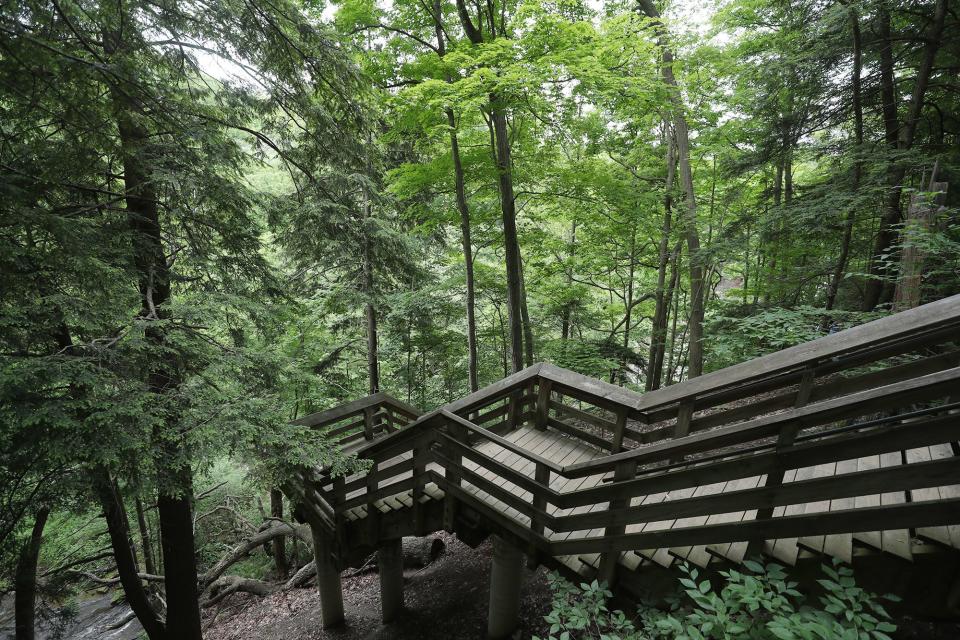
{"left": 536, "top": 560, "right": 898, "bottom": 640}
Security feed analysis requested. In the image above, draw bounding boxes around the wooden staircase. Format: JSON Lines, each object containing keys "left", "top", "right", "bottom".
{"left": 283, "top": 294, "right": 960, "bottom": 634}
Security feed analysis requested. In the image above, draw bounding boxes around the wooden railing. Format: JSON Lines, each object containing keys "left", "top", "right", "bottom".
{"left": 296, "top": 294, "right": 960, "bottom": 577}
{"left": 293, "top": 391, "right": 421, "bottom": 445}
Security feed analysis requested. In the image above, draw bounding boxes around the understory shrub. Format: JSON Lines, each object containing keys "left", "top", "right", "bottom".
{"left": 536, "top": 559, "right": 898, "bottom": 640}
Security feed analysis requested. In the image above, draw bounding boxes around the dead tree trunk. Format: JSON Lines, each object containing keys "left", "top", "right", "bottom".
{"left": 893, "top": 178, "right": 947, "bottom": 311}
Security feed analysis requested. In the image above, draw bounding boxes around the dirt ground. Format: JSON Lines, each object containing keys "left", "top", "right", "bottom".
{"left": 200, "top": 532, "right": 960, "bottom": 640}
{"left": 201, "top": 533, "right": 553, "bottom": 640}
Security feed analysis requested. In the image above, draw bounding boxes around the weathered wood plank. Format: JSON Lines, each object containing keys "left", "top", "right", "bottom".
{"left": 551, "top": 497, "right": 960, "bottom": 555}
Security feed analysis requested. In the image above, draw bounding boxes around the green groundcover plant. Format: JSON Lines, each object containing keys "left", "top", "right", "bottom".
{"left": 536, "top": 559, "right": 898, "bottom": 640}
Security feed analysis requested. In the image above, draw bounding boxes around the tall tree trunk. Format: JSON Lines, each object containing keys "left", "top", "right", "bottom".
{"left": 134, "top": 495, "right": 156, "bottom": 576}
{"left": 433, "top": 3, "right": 480, "bottom": 392}
{"left": 363, "top": 168, "right": 380, "bottom": 395}
{"left": 519, "top": 259, "right": 534, "bottom": 367}
{"left": 456, "top": 0, "right": 525, "bottom": 373}
{"left": 14, "top": 506, "right": 50, "bottom": 640}
{"left": 560, "top": 220, "right": 577, "bottom": 341}
{"left": 822, "top": 6, "right": 864, "bottom": 324}
{"left": 620, "top": 224, "right": 637, "bottom": 385}
{"left": 665, "top": 273, "right": 683, "bottom": 385}
{"left": 863, "top": 0, "right": 947, "bottom": 310}
{"left": 647, "top": 132, "right": 677, "bottom": 391}
{"left": 448, "top": 111, "right": 480, "bottom": 391}
{"left": 639, "top": 0, "right": 704, "bottom": 378}
{"left": 782, "top": 130, "right": 793, "bottom": 206}
{"left": 490, "top": 104, "right": 525, "bottom": 373}
{"left": 270, "top": 489, "right": 288, "bottom": 577}
{"left": 107, "top": 22, "right": 202, "bottom": 632}
{"left": 92, "top": 468, "right": 165, "bottom": 640}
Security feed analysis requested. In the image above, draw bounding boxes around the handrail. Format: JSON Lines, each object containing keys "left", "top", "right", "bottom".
{"left": 538, "top": 295, "right": 960, "bottom": 424}
{"left": 441, "top": 410, "right": 564, "bottom": 474}
{"left": 560, "top": 365, "right": 960, "bottom": 478}
{"left": 294, "top": 391, "right": 421, "bottom": 428}
{"left": 629, "top": 293, "right": 960, "bottom": 413}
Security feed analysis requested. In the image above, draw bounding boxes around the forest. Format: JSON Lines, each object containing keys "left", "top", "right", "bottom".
{"left": 1, "top": 0, "right": 959, "bottom": 638}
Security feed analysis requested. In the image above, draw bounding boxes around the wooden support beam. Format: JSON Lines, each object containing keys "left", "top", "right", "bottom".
{"left": 487, "top": 536, "right": 524, "bottom": 640}
{"left": 378, "top": 538, "right": 404, "bottom": 623}
{"left": 310, "top": 526, "right": 344, "bottom": 628}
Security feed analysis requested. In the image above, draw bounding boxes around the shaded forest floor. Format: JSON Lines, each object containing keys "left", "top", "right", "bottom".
{"left": 199, "top": 531, "right": 960, "bottom": 640}
{"left": 202, "top": 533, "right": 554, "bottom": 640}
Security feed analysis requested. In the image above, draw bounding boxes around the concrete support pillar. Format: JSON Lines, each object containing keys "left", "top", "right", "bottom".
{"left": 378, "top": 538, "right": 404, "bottom": 623}
{"left": 487, "top": 535, "right": 524, "bottom": 639}
{"left": 310, "top": 526, "right": 344, "bottom": 628}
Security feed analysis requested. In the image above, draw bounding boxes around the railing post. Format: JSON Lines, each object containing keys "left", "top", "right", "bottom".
{"left": 413, "top": 435, "right": 428, "bottom": 533}
{"left": 610, "top": 407, "right": 628, "bottom": 453}
{"left": 531, "top": 462, "right": 551, "bottom": 535}
{"left": 674, "top": 399, "right": 695, "bottom": 439}
{"left": 670, "top": 399, "right": 695, "bottom": 463}
{"left": 363, "top": 406, "right": 375, "bottom": 441}
{"left": 507, "top": 390, "right": 520, "bottom": 431}
{"left": 365, "top": 459, "right": 380, "bottom": 544}
{"left": 749, "top": 367, "right": 817, "bottom": 554}
{"left": 443, "top": 420, "right": 465, "bottom": 531}
{"left": 535, "top": 379, "right": 553, "bottom": 430}
{"left": 598, "top": 459, "right": 637, "bottom": 586}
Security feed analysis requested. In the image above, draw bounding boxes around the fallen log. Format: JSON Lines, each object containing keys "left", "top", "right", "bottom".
{"left": 400, "top": 536, "right": 445, "bottom": 568}
{"left": 203, "top": 576, "right": 277, "bottom": 608}
{"left": 199, "top": 520, "right": 311, "bottom": 591}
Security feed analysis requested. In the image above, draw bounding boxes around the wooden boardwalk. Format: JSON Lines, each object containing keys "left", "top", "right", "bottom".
{"left": 341, "top": 423, "right": 960, "bottom": 578}
{"left": 284, "top": 294, "right": 960, "bottom": 630}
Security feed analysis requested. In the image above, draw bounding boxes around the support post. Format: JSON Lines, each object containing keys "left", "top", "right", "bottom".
{"left": 363, "top": 406, "right": 375, "bottom": 441}
{"left": 487, "top": 536, "right": 524, "bottom": 640}
{"left": 598, "top": 460, "right": 637, "bottom": 585}
{"left": 310, "top": 526, "right": 344, "bottom": 628}
{"left": 535, "top": 379, "right": 553, "bottom": 430}
{"left": 378, "top": 538, "right": 404, "bottom": 623}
